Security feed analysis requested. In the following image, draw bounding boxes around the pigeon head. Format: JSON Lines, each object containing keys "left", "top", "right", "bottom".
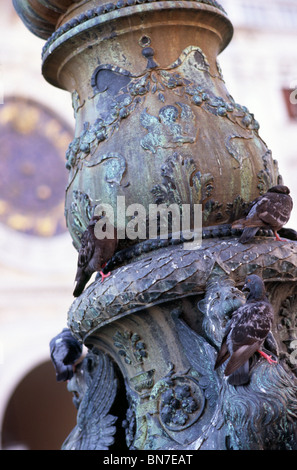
{"left": 88, "top": 215, "right": 109, "bottom": 232}
{"left": 267, "top": 185, "right": 290, "bottom": 195}
{"left": 88, "top": 215, "right": 102, "bottom": 226}
{"left": 242, "top": 274, "right": 267, "bottom": 301}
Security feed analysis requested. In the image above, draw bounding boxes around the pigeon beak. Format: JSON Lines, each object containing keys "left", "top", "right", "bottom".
{"left": 242, "top": 283, "right": 250, "bottom": 295}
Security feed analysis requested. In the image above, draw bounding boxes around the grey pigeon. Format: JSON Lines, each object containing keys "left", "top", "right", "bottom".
{"left": 73, "top": 215, "right": 118, "bottom": 297}
{"left": 232, "top": 185, "right": 293, "bottom": 244}
{"left": 50, "top": 328, "right": 82, "bottom": 382}
{"left": 214, "top": 275, "right": 276, "bottom": 386}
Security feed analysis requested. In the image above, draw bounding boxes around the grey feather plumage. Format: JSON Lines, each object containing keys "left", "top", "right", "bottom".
{"left": 232, "top": 185, "right": 293, "bottom": 243}
{"left": 214, "top": 275, "right": 275, "bottom": 386}
{"left": 73, "top": 215, "right": 117, "bottom": 297}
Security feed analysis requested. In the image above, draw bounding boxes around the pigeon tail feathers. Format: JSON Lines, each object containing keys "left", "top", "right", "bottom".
{"left": 73, "top": 271, "right": 92, "bottom": 297}
{"left": 227, "top": 360, "right": 250, "bottom": 386}
{"left": 239, "top": 227, "right": 259, "bottom": 244}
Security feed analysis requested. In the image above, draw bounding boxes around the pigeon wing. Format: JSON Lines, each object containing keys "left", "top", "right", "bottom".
{"left": 233, "top": 197, "right": 269, "bottom": 229}
{"left": 214, "top": 328, "right": 231, "bottom": 370}
{"left": 255, "top": 193, "right": 293, "bottom": 228}
{"left": 224, "top": 340, "right": 261, "bottom": 377}
{"left": 224, "top": 302, "right": 273, "bottom": 376}
{"left": 73, "top": 229, "right": 97, "bottom": 296}
{"left": 77, "top": 229, "right": 95, "bottom": 268}
{"left": 214, "top": 310, "right": 242, "bottom": 370}
{"left": 239, "top": 196, "right": 271, "bottom": 228}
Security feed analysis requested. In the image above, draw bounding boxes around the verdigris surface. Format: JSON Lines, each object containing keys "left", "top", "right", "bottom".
{"left": 65, "top": 237, "right": 297, "bottom": 450}
{"left": 13, "top": 0, "right": 297, "bottom": 450}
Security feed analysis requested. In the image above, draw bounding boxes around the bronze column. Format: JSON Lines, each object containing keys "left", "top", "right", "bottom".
{"left": 14, "top": 0, "right": 297, "bottom": 450}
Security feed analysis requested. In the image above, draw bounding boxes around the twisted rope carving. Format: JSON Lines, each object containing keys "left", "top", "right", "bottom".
{"left": 68, "top": 237, "right": 297, "bottom": 341}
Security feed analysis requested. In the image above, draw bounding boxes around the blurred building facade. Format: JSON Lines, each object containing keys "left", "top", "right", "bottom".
{"left": 0, "top": 3, "right": 77, "bottom": 450}
{"left": 220, "top": 0, "right": 297, "bottom": 224}
{"left": 0, "top": 0, "right": 296, "bottom": 449}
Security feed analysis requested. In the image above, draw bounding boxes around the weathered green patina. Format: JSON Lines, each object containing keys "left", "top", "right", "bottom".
{"left": 14, "top": 0, "right": 297, "bottom": 450}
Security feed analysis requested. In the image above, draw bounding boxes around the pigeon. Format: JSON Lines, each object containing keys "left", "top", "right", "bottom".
{"left": 73, "top": 215, "right": 118, "bottom": 297}
{"left": 50, "top": 328, "right": 82, "bottom": 382}
{"left": 232, "top": 185, "right": 293, "bottom": 244}
{"left": 214, "top": 274, "right": 277, "bottom": 386}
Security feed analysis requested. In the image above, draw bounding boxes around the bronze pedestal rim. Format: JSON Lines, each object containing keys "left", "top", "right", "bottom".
{"left": 12, "top": 0, "right": 230, "bottom": 39}
{"left": 40, "top": 1, "right": 233, "bottom": 89}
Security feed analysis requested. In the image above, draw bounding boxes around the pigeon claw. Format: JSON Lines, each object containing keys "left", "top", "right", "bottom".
{"left": 258, "top": 349, "right": 277, "bottom": 365}
{"left": 99, "top": 270, "right": 111, "bottom": 282}
{"left": 274, "top": 231, "right": 287, "bottom": 242}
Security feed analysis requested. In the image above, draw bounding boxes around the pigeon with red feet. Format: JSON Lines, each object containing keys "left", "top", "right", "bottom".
{"left": 73, "top": 215, "right": 118, "bottom": 297}
{"left": 232, "top": 185, "right": 293, "bottom": 244}
{"left": 214, "top": 274, "right": 277, "bottom": 386}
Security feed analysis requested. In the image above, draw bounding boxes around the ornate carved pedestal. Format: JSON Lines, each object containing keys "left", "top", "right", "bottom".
{"left": 64, "top": 238, "right": 297, "bottom": 450}
{"left": 14, "top": 0, "right": 297, "bottom": 450}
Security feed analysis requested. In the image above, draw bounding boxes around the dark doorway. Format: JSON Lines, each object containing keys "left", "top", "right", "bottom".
{"left": 1, "top": 360, "right": 77, "bottom": 450}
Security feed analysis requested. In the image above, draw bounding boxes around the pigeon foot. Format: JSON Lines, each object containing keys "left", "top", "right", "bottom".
{"left": 258, "top": 349, "right": 277, "bottom": 365}
{"left": 274, "top": 231, "right": 288, "bottom": 242}
{"left": 99, "top": 270, "right": 111, "bottom": 282}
